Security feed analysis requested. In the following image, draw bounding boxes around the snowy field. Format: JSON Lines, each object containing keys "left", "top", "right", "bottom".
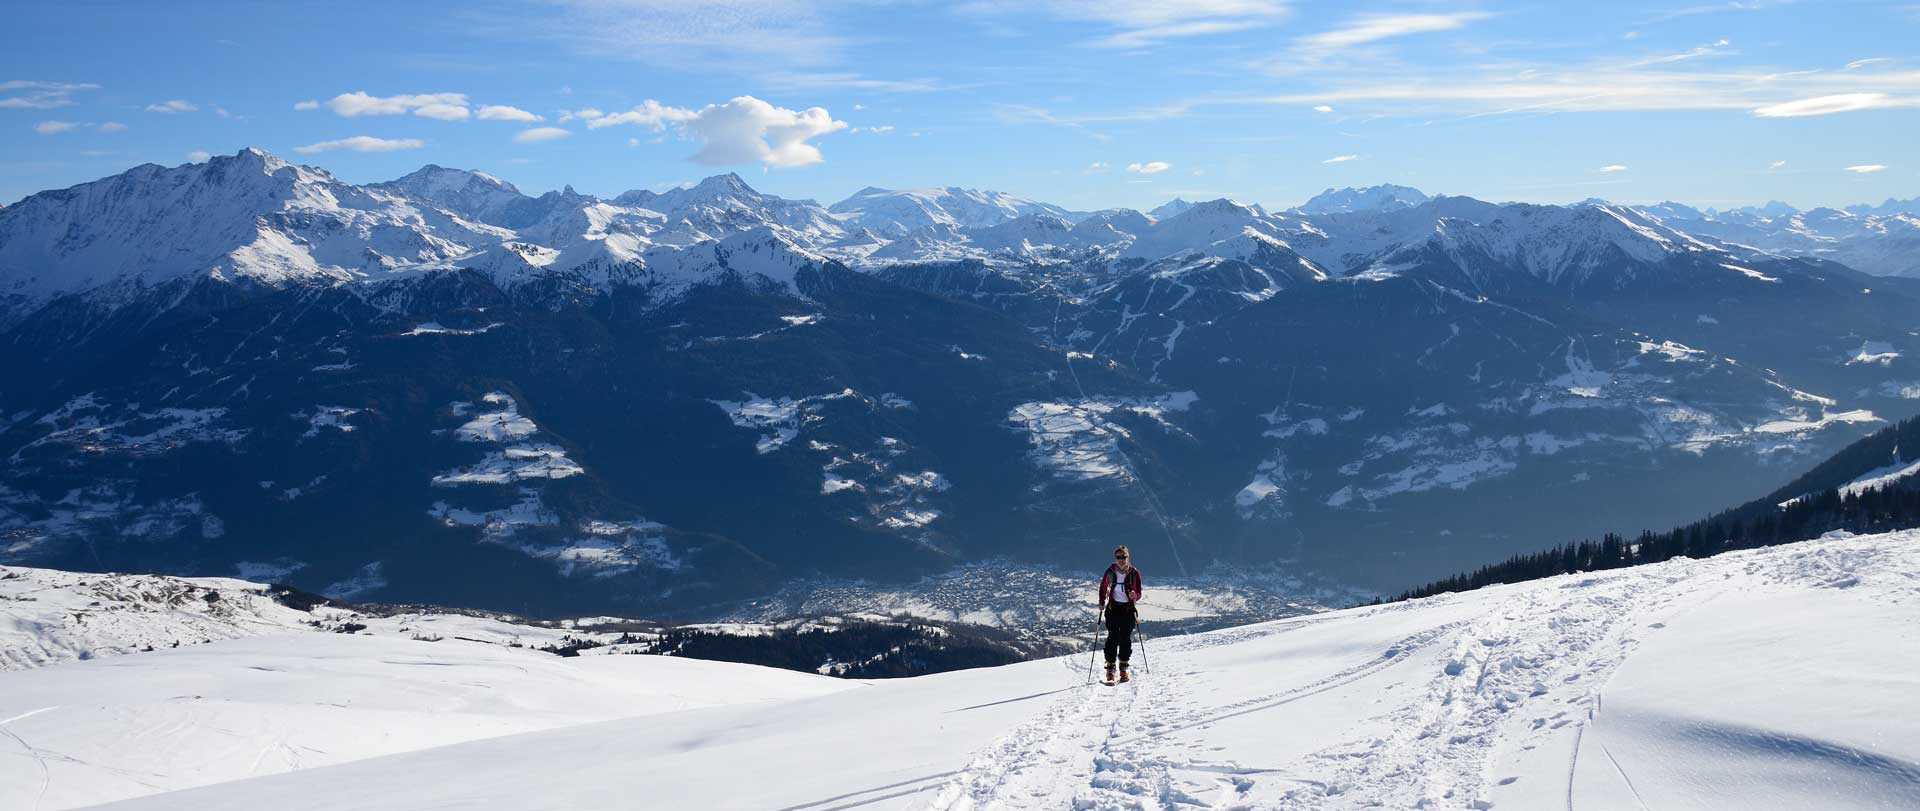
{"left": 5, "top": 530, "right": 1918, "bottom": 810}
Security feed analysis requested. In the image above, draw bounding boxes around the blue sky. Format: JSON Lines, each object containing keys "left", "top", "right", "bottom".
{"left": 3, "top": 0, "right": 1916, "bottom": 211}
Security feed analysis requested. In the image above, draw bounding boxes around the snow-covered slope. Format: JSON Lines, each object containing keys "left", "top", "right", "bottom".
{"left": 0, "top": 149, "right": 506, "bottom": 315}
{"left": 0, "top": 632, "right": 848, "bottom": 809}
{"left": 829, "top": 185, "right": 1077, "bottom": 237}
{"left": 35, "top": 530, "right": 1920, "bottom": 811}
{"left": 370, "top": 164, "right": 528, "bottom": 225}
{"left": 1292, "top": 183, "right": 1432, "bottom": 215}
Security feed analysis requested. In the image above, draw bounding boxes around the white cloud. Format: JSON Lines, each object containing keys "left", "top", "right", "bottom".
{"left": 0, "top": 80, "right": 98, "bottom": 109}
{"left": 587, "top": 100, "right": 695, "bottom": 130}
{"left": 144, "top": 99, "right": 198, "bottom": 113}
{"left": 1598, "top": 164, "right": 1628, "bottom": 173}
{"left": 513, "top": 126, "right": 573, "bottom": 143}
{"left": 557, "top": 107, "right": 606, "bottom": 123}
{"left": 1845, "top": 57, "right": 1893, "bottom": 70}
{"left": 852, "top": 103, "right": 867, "bottom": 110}
{"left": 325, "top": 91, "right": 470, "bottom": 120}
{"left": 1769, "top": 160, "right": 1787, "bottom": 169}
{"left": 1844, "top": 164, "right": 1888, "bottom": 173}
{"left": 293, "top": 135, "right": 427, "bottom": 154}
{"left": 499, "top": 0, "right": 847, "bottom": 68}
{"left": 1084, "top": 161, "right": 1110, "bottom": 174}
{"left": 1126, "top": 160, "right": 1171, "bottom": 174}
{"left": 764, "top": 72, "right": 940, "bottom": 93}
{"left": 590, "top": 96, "right": 847, "bottom": 169}
{"left": 476, "top": 105, "right": 541, "bottom": 121}
{"left": 294, "top": 100, "right": 320, "bottom": 110}
{"left": 979, "top": 0, "right": 1292, "bottom": 49}
{"left": 97, "top": 121, "right": 126, "bottom": 133}
{"left": 1627, "top": 39, "right": 1733, "bottom": 68}
{"left": 1752, "top": 93, "right": 1896, "bottom": 117}
{"left": 1297, "top": 12, "right": 1492, "bottom": 50}
{"left": 187, "top": 150, "right": 211, "bottom": 162}
{"left": 34, "top": 120, "right": 79, "bottom": 135}
{"left": 214, "top": 107, "right": 231, "bottom": 118}
{"left": 866, "top": 125, "right": 895, "bottom": 134}
{"left": 1323, "top": 154, "right": 1359, "bottom": 163}
{"left": 1312, "top": 104, "right": 1333, "bottom": 113}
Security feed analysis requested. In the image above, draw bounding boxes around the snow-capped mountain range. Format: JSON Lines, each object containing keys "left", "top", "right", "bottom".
{"left": 2, "top": 149, "right": 1918, "bottom": 614}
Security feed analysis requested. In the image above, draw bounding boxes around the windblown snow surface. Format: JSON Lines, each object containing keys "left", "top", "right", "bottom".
{"left": 7, "top": 531, "right": 1919, "bottom": 810}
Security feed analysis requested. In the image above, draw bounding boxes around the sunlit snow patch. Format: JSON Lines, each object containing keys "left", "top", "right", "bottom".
{"left": 1007, "top": 392, "right": 1197, "bottom": 481}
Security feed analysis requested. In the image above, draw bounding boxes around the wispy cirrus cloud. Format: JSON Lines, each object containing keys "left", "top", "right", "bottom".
{"left": 293, "top": 135, "right": 427, "bottom": 154}
{"left": 763, "top": 72, "right": 941, "bottom": 93}
{"left": 1295, "top": 12, "right": 1492, "bottom": 52}
{"left": 0, "top": 80, "right": 98, "bottom": 109}
{"left": 1844, "top": 164, "right": 1887, "bottom": 173}
{"left": 34, "top": 120, "right": 80, "bottom": 135}
{"left": 1625, "top": 39, "right": 1734, "bottom": 68}
{"left": 482, "top": 0, "right": 846, "bottom": 69}
{"left": 1752, "top": 93, "right": 1900, "bottom": 117}
{"left": 1598, "top": 164, "right": 1628, "bottom": 172}
{"left": 585, "top": 96, "right": 848, "bottom": 168}
{"left": 964, "top": 0, "right": 1291, "bottom": 49}
{"left": 1323, "top": 154, "right": 1359, "bottom": 164}
{"left": 144, "top": 99, "right": 199, "bottom": 113}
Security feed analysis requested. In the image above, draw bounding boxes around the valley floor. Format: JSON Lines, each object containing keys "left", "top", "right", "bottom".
{"left": 5, "top": 531, "right": 1918, "bottom": 810}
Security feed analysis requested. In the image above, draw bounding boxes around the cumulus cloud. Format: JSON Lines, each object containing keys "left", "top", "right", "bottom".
{"left": 1844, "top": 164, "right": 1887, "bottom": 173}
{"left": 586, "top": 100, "right": 695, "bottom": 130}
{"left": 1752, "top": 93, "right": 1895, "bottom": 117}
{"left": 294, "top": 100, "right": 320, "bottom": 110}
{"left": 1323, "top": 154, "right": 1359, "bottom": 163}
{"left": 477, "top": 104, "right": 541, "bottom": 121}
{"left": 1126, "top": 161, "right": 1171, "bottom": 174}
{"left": 557, "top": 108, "right": 606, "bottom": 123}
{"left": 590, "top": 96, "right": 847, "bottom": 168}
{"left": 293, "top": 135, "right": 427, "bottom": 153}
{"left": 325, "top": 91, "right": 470, "bottom": 120}
{"left": 97, "top": 121, "right": 126, "bottom": 133}
{"left": 0, "top": 80, "right": 98, "bottom": 109}
{"left": 513, "top": 126, "right": 573, "bottom": 143}
{"left": 187, "top": 150, "right": 211, "bottom": 162}
{"left": 34, "top": 120, "right": 79, "bottom": 135}
{"left": 1598, "top": 164, "right": 1628, "bottom": 173}
{"left": 144, "top": 99, "right": 198, "bottom": 113}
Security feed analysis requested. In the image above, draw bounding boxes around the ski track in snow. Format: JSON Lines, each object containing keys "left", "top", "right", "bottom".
{"left": 919, "top": 539, "right": 1887, "bottom": 811}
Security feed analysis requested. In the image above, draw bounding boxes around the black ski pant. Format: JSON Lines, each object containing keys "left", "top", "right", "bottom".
{"left": 1103, "top": 602, "right": 1137, "bottom": 666}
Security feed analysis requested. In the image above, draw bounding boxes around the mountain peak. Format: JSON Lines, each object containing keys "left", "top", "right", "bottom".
{"left": 1294, "top": 184, "right": 1430, "bottom": 215}
{"left": 1150, "top": 198, "right": 1196, "bottom": 220}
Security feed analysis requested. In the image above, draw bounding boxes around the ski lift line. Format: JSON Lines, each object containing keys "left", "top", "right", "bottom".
{"left": 1061, "top": 349, "right": 1190, "bottom": 577}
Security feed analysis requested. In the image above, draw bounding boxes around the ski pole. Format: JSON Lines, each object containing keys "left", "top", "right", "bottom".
{"left": 1136, "top": 626, "right": 1150, "bottom": 675}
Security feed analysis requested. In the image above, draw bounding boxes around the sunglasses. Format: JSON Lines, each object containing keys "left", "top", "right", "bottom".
{"left": 1114, "top": 555, "right": 1128, "bottom": 560}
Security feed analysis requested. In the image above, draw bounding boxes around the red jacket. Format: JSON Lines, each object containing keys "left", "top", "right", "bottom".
{"left": 1098, "top": 564, "right": 1143, "bottom": 607}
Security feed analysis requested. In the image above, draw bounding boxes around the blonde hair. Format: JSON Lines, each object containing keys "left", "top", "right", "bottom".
{"left": 1113, "top": 545, "right": 1130, "bottom": 558}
